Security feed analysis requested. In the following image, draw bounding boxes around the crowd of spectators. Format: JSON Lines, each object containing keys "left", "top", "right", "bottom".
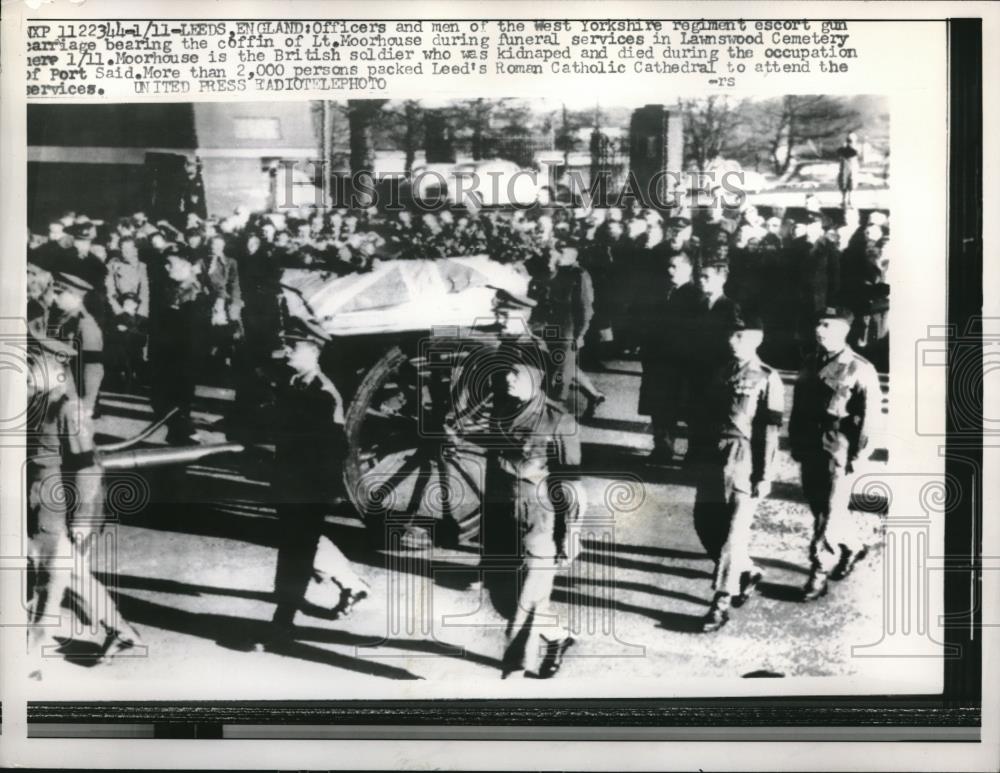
{"left": 26, "top": 197, "right": 890, "bottom": 440}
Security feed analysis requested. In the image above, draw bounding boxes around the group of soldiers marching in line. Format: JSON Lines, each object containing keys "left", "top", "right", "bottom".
{"left": 23, "top": 198, "right": 886, "bottom": 678}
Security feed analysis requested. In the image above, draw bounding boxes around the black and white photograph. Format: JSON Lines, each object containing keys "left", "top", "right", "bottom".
{"left": 1, "top": 2, "right": 994, "bottom": 770}
{"left": 21, "top": 94, "right": 911, "bottom": 698}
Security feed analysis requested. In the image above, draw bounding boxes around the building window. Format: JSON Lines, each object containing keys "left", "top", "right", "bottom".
{"left": 233, "top": 117, "right": 281, "bottom": 141}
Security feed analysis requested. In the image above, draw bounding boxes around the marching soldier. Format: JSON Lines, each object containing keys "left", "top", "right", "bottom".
{"left": 637, "top": 251, "right": 703, "bottom": 463}
{"left": 26, "top": 331, "right": 141, "bottom": 666}
{"left": 484, "top": 362, "right": 582, "bottom": 679}
{"left": 49, "top": 260, "right": 105, "bottom": 416}
{"left": 531, "top": 240, "right": 605, "bottom": 416}
{"left": 148, "top": 246, "right": 209, "bottom": 444}
{"left": 253, "top": 317, "right": 370, "bottom": 648}
{"left": 789, "top": 306, "right": 882, "bottom": 601}
{"left": 688, "top": 258, "right": 741, "bottom": 463}
{"left": 693, "top": 312, "right": 784, "bottom": 632}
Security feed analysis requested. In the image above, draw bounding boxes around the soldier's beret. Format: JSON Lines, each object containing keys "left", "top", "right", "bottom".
{"left": 729, "top": 309, "right": 764, "bottom": 332}
{"left": 281, "top": 315, "right": 331, "bottom": 345}
{"left": 816, "top": 305, "right": 854, "bottom": 324}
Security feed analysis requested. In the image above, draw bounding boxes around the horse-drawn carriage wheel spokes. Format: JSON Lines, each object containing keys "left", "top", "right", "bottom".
{"left": 344, "top": 345, "right": 485, "bottom": 543}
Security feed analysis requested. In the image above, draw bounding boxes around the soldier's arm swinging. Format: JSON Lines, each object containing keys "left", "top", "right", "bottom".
{"left": 847, "top": 362, "right": 882, "bottom": 468}
{"left": 752, "top": 370, "right": 785, "bottom": 496}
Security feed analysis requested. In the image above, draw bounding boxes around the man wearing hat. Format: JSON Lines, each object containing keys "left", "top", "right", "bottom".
{"left": 693, "top": 311, "right": 784, "bottom": 631}
{"left": 66, "top": 220, "right": 109, "bottom": 312}
{"left": 532, "top": 239, "right": 605, "bottom": 416}
{"left": 483, "top": 361, "right": 582, "bottom": 679}
{"left": 49, "top": 259, "right": 105, "bottom": 415}
{"left": 789, "top": 306, "right": 882, "bottom": 601}
{"left": 250, "top": 316, "right": 369, "bottom": 650}
{"left": 27, "top": 247, "right": 58, "bottom": 338}
{"left": 688, "top": 257, "right": 741, "bottom": 462}
{"left": 25, "top": 331, "right": 141, "bottom": 666}
{"left": 793, "top": 210, "right": 841, "bottom": 359}
{"left": 637, "top": 249, "right": 703, "bottom": 463}
{"left": 148, "top": 246, "right": 209, "bottom": 444}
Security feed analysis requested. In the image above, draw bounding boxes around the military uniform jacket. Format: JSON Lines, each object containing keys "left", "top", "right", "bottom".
{"left": 639, "top": 280, "right": 703, "bottom": 364}
{"left": 27, "top": 389, "right": 102, "bottom": 536}
{"left": 789, "top": 346, "right": 881, "bottom": 467}
{"left": 705, "top": 356, "right": 785, "bottom": 485}
{"left": 536, "top": 264, "right": 594, "bottom": 342}
{"left": 693, "top": 294, "right": 740, "bottom": 374}
{"left": 486, "top": 395, "right": 582, "bottom": 562}
{"left": 52, "top": 308, "right": 103, "bottom": 405}
{"left": 272, "top": 372, "right": 345, "bottom": 503}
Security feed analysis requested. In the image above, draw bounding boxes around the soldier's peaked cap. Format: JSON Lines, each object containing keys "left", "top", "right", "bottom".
{"left": 53, "top": 260, "right": 95, "bottom": 293}
{"left": 730, "top": 310, "right": 764, "bottom": 331}
{"left": 816, "top": 305, "right": 854, "bottom": 324}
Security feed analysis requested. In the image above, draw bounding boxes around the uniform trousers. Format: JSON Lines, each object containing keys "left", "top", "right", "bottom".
{"left": 272, "top": 502, "right": 364, "bottom": 627}
{"left": 27, "top": 464, "right": 136, "bottom": 651}
{"left": 485, "top": 472, "right": 579, "bottom": 673}
{"left": 692, "top": 437, "right": 761, "bottom": 597}
{"left": 800, "top": 452, "right": 862, "bottom": 575}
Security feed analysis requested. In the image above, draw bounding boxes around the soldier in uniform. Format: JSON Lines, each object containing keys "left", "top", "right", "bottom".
{"left": 27, "top": 248, "right": 56, "bottom": 338}
{"left": 692, "top": 313, "right": 784, "bottom": 632}
{"left": 26, "top": 331, "right": 141, "bottom": 665}
{"left": 148, "top": 246, "right": 209, "bottom": 444}
{"left": 793, "top": 211, "right": 841, "bottom": 360}
{"left": 637, "top": 251, "right": 703, "bottom": 463}
{"left": 49, "top": 261, "right": 105, "bottom": 416}
{"left": 531, "top": 240, "right": 605, "bottom": 416}
{"left": 484, "top": 361, "right": 582, "bottom": 679}
{"left": 688, "top": 259, "right": 741, "bottom": 462}
{"left": 789, "top": 306, "right": 882, "bottom": 601}
{"left": 255, "top": 317, "right": 369, "bottom": 648}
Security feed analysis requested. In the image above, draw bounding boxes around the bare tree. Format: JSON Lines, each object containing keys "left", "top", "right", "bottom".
{"left": 347, "top": 99, "right": 387, "bottom": 176}
{"left": 680, "top": 96, "right": 747, "bottom": 171}
{"left": 380, "top": 100, "right": 424, "bottom": 173}
{"left": 753, "top": 95, "right": 861, "bottom": 176}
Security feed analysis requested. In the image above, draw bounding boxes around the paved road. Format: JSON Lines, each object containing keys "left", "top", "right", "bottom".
{"left": 31, "top": 360, "right": 893, "bottom": 699}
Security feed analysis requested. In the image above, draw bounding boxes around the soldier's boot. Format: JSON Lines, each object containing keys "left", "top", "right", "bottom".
{"left": 647, "top": 436, "right": 676, "bottom": 465}
{"left": 831, "top": 546, "right": 869, "bottom": 581}
{"left": 534, "top": 636, "right": 576, "bottom": 679}
{"left": 98, "top": 619, "right": 143, "bottom": 664}
{"left": 731, "top": 571, "right": 763, "bottom": 609}
{"left": 701, "top": 593, "right": 731, "bottom": 633}
{"left": 335, "top": 578, "right": 371, "bottom": 618}
{"left": 802, "top": 571, "right": 830, "bottom": 602}
{"left": 581, "top": 392, "right": 606, "bottom": 421}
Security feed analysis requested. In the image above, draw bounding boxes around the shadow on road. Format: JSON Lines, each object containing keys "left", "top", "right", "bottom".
{"left": 551, "top": 587, "right": 706, "bottom": 634}
{"left": 115, "top": 593, "right": 424, "bottom": 680}
{"left": 756, "top": 580, "right": 805, "bottom": 603}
